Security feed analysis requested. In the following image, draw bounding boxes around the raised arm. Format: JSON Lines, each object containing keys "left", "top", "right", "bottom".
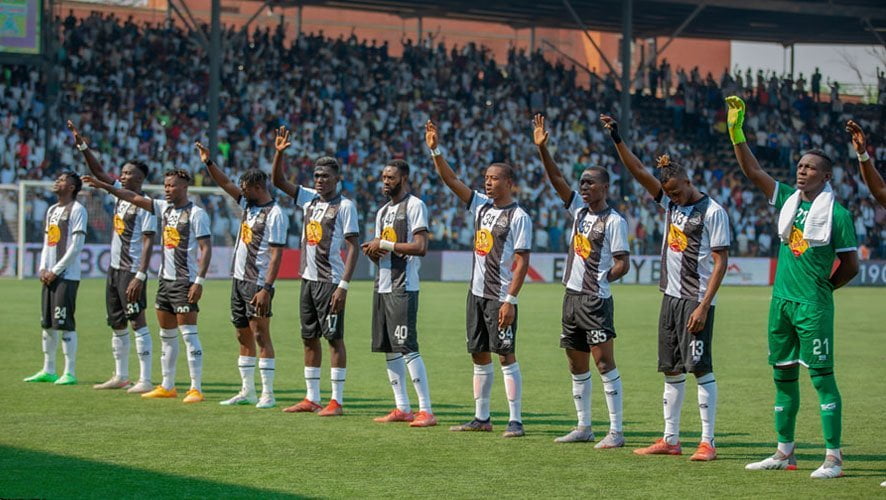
{"left": 533, "top": 114, "right": 572, "bottom": 203}
{"left": 68, "top": 120, "right": 114, "bottom": 184}
{"left": 82, "top": 175, "right": 153, "bottom": 212}
{"left": 271, "top": 126, "right": 299, "bottom": 199}
{"left": 425, "top": 120, "right": 472, "bottom": 204}
{"left": 599, "top": 114, "right": 662, "bottom": 198}
{"left": 195, "top": 142, "right": 241, "bottom": 200}
{"left": 846, "top": 120, "right": 886, "bottom": 207}
{"left": 726, "top": 96, "right": 776, "bottom": 200}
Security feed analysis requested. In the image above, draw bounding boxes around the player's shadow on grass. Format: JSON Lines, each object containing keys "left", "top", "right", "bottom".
{"left": 201, "top": 388, "right": 301, "bottom": 395}
{"left": 0, "top": 445, "right": 313, "bottom": 499}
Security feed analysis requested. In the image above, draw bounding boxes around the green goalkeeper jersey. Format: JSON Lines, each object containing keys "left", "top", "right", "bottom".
{"left": 771, "top": 182, "right": 857, "bottom": 306}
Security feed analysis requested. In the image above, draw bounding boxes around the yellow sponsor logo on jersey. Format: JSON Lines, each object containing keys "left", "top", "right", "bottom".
{"left": 240, "top": 223, "right": 253, "bottom": 244}
{"left": 46, "top": 224, "right": 61, "bottom": 247}
{"left": 573, "top": 233, "right": 591, "bottom": 260}
{"left": 113, "top": 214, "right": 125, "bottom": 236}
{"left": 381, "top": 226, "right": 397, "bottom": 243}
{"left": 474, "top": 228, "right": 494, "bottom": 256}
{"left": 789, "top": 226, "right": 808, "bottom": 256}
{"left": 164, "top": 226, "right": 181, "bottom": 249}
{"left": 306, "top": 220, "right": 323, "bottom": 246}
{"left": 667, "top": 224, "right": 688, "bottom": 253}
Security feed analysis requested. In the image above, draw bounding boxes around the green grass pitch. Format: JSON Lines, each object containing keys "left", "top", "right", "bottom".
{"left": 0, "top": 280, "right": 884, "bottom": 498}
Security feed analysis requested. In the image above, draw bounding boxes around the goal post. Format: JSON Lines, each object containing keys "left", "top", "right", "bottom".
{"left": 8, "top": 181, "right": 244, "bottom": 279}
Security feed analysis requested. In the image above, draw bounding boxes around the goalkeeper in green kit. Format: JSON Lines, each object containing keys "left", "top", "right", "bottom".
{"left": 725, "top": 96, "right": 859, "bottom": 479}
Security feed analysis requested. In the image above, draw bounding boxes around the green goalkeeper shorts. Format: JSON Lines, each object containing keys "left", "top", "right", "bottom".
{"left": 767, "top": 297, "right": 834, "bottom": 369}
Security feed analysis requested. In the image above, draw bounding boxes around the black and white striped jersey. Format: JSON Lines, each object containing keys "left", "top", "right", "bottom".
{"left": 562, "top": 191, "right": 629, "bottom": 297}
{"left": 109, "top": 181, "right": 156, "bottom": 272}
{"left": 467, "top": 192, "right": 532, "bottom": 301}
{"left": 373, "top": 194, "right": 428, "bottom": 293}
{"left": 40, "top": 201, "right": 88, "bottom": 280}
{"left": 295, "top": 186, "right": 359, "bottom": 283}
{"left": 231, "top": 197, "right": 288, "bottom": 287}
{"left": 152, "top": 199, "right": 211, "bottom": 282}
{"left": 655, "top": 192, "right": 730, "bottom": 303}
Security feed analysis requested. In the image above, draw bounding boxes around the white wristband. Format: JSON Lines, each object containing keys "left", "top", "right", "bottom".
{"left": 135, "top": 271, "right": 147, "bottom": 281}
{"left": 77, "top": 142, "right": 89, "bottom": 152}
{"left": 429, "top": 147, "right": 442, "bottom": 157}
{"left": 504, "top": 294, "right": 518, "bottom": 305}
{"left": 858, "top": 151, "right": 871, "bottom": 162}
{"left": 194, "top": 276, "right": 205, "bottom": 285}
{"left": 338, "top": 280, "right": 350, "bottom": 290}
{"left": 379, "top": 239, "right": 396, "bottom": 251}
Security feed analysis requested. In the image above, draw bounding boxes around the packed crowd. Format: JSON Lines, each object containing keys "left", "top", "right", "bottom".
{"left": 2, "top": 12, "right": 885, "bottom": 257}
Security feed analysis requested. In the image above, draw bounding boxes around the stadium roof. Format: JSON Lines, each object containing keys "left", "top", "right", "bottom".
{"left": 281, "top": 0, "right": 886, "bottom": 45}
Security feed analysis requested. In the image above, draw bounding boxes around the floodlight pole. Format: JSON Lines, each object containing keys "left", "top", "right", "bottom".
{"left": 621, "top": 0, "right": 632, "bottom": 136}
{"left": 530, "top": 26, "right": 536, "bottom": 53}
{"left": 621, "top": 0, "right": 633, "bottom": 197}
{"left": 209, "top": 0, "right": 221, "bottom": 159}
{"left": 562, "top": 0, "right": 619, "bottom": 81}
{"left": 43, "top": 0, "right": 56, "bottom": 165}
{"left": 417, "top": 16, "right": 423, "bottom": 45}
{"left": 296, "top": 4, "right": 303, "bottom": 37}
{"left": 790, "top": 43, "right": 795, "bottom": 78}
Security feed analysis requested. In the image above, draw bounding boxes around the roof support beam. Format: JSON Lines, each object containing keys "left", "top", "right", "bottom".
{"left": 620, "top": 0, "right": 632, "bottom": 141}
{"left": 241, "top": 0, "right": 273, "bottom": 33}
{"left": 657, "top": 2, "right": 705, "bottom": 56}
{"left": 561, "top": 0, "right": 619, "bottom": 79}
{"left": 541, "top": 38, "right": 602, "bottom": 84}
{"left": 168, "top": 0, "right": 209, "bottom": 50}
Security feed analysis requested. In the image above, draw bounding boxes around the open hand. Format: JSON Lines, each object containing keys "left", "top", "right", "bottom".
{"left": 275, "top": 126, "right": 291, "bottom": 152}
{"left": 532, "top": 113, "right": 549, "bottom": 147}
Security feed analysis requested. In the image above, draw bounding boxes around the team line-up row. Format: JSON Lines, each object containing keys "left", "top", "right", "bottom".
{"left": 25, "top": 97, "right": 886, "bottom": 481}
